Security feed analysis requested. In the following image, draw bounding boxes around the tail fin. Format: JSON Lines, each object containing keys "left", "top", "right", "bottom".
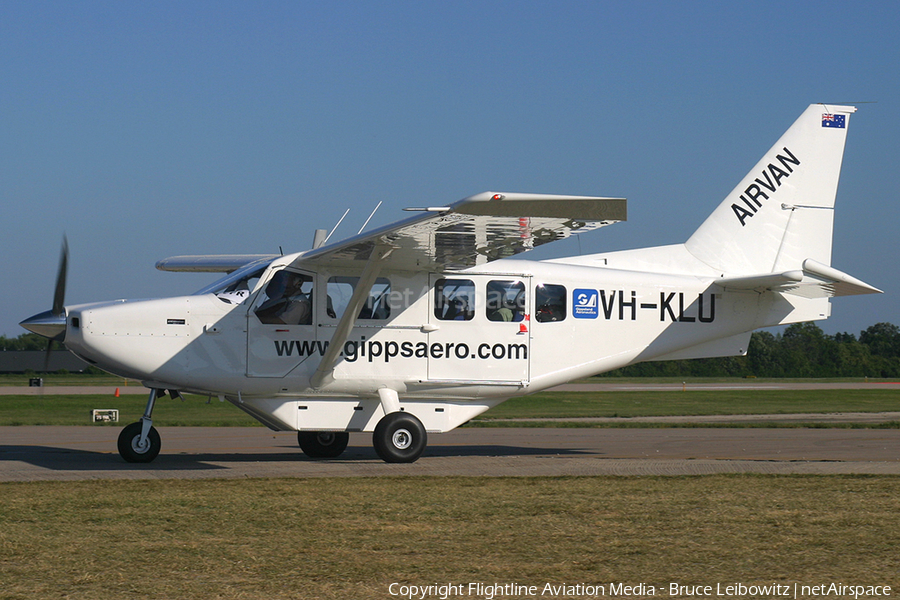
{"left": 685, "top": 104, "right": 856, "bottom": 275}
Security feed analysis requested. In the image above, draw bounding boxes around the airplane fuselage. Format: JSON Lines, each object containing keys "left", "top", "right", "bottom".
{"left": 61, "top": 258, "right": 781, "bottom": 433}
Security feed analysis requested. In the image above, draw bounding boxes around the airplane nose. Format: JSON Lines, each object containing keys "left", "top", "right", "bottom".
{"left": 20, "top": 309, "right": 67, "bottom": 341}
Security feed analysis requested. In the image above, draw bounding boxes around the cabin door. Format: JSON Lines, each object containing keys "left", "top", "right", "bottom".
{"left": 427, "top": 274, "right": 531, "bottom": 383}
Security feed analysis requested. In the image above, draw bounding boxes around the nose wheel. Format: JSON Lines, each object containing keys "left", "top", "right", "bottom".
{"left": 117, "top": 421, "right": 161, "bottom": 463}
{"left": 117, "top": 388, "right": 165, "bottom": 463}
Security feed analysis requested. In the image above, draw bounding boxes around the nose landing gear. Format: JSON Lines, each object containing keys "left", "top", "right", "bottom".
{"left": 117, "top": 388, "right": 165, "bottom": 463}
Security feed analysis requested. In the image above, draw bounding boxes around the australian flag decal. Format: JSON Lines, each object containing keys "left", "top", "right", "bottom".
{"left": 822, "top": 113, "right": 846, "bottom": 128}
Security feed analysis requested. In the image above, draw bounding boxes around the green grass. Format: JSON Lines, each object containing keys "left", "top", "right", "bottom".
{"left": 0, "top": 394, "right": 259, "bottom": 427}
{"left": 1, "top": 389, "right": 899, "bottom": 427}
{"left": 0, "top": 373, "right": 137, "bottom": 387}
{"left": 478, "top": 389, "right": 900, "bottom": 419}
{"left": 0, "top": 476, "right": 897, "bottom": 600}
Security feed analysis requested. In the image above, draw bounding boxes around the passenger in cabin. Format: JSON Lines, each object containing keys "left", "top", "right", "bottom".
{"left": 487, "top": 281, "right": 514, "bottom": 321}
{"left": 452, "top": 297, "right": 472, "bottom": 320}
{"left": 535, "top": 284, "right": 566, "bottom": 322}
{"left": 487, "top": 281, "right": 526, "bottom": 322}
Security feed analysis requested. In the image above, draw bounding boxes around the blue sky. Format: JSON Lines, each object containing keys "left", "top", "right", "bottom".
{"left": 2, "top": 0, "right": 898, "bottom": 338}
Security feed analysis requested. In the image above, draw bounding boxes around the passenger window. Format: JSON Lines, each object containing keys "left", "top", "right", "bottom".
{"left": 255, "top": 271, "right": 314, "bottom": 325}
{"left": 326, "top": 276, "right": 392, "bottom": 320}
{"left": 535, "top": 284, "right": 566, "bottom": 323}
{"left": 434, "top": 279, "right": 475, "bottom": 321}
{"left": 486, "top": 280, "right": 525, "bottom": 322}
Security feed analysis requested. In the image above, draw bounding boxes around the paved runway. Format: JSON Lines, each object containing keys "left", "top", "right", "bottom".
{"left": 1, "top": 426, "right": 897, "bottom": 481}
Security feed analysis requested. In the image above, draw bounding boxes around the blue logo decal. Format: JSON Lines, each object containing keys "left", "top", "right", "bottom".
{"left": 573, "top": 289, "right": 598, "bottom": 319}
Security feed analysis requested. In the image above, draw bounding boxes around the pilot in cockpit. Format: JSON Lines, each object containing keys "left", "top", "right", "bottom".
{"left": 255, "top": 271, "right": 313, "bottom": 325}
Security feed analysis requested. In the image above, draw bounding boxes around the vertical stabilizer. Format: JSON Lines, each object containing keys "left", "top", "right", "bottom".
{"left": 685, "top": 104, "right": 856, "bottom": 275}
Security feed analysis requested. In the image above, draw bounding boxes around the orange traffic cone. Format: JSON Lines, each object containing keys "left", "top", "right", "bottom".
{"left": 114, "top": 388, "right": 120, "bottom": 397}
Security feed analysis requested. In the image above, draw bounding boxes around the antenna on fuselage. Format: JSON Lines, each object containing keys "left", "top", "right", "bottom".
{"left": 358, "top": 200, "right": 383, "bottom": 235}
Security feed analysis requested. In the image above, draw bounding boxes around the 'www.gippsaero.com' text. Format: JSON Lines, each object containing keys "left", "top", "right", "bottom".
{"left": 274, "top": 338, "right": 528, "bottom": 363}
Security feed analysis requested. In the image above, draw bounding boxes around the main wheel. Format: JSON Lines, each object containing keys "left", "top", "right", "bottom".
{"left": 117, "top": 421, "right": 161, "bottom": 463}
{"left": 373, "top": 412, "right": 427, "bottom": 463}
{"left": 297, "top": 431, "right": 349, "bottom": 458}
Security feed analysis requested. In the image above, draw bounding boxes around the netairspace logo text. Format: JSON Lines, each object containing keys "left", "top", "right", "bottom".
{"left": 387, "top": 581, "right": 893, "bottom": 600}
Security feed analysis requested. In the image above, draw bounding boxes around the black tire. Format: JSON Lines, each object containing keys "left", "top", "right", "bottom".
{"left": 297, "top": 431, "right": 349, "bottom": 458}
{"left": 373, "top": 412, "right": 427, "bottom": 463}
{"left": 117, "top": 421, "right": 161, "bottom": 463}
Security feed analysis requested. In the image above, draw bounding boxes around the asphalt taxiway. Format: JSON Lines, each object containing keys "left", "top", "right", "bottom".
{"left": 2, "top": 381, "right": 897, "bottom": 480}
{"left": 3, "top": 380, "right": 898, "bottom": 396}
{"left": 1, "top": 426, "right": 897, "bottom": 481}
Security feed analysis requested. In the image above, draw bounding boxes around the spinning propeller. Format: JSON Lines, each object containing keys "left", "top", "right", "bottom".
{"left": 20, "top": 237, "right": 69, "bottom": 369}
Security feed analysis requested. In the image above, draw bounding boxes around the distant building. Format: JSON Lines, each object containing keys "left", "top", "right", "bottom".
{"left": 0, "top": 350, "right": 91, "bottom": 373}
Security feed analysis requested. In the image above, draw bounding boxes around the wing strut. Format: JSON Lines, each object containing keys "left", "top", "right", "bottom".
{"left": 309, "top": 243, "right": 394, "bottom": 389}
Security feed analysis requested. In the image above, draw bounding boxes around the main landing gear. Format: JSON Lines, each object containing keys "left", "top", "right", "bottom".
{"left": 117, "top": 388, "right": 169, "bottom": 463}
{"left": 296, "top": 412, "right": 427, "bottom": 463}
{"left": 298, "top": 412, "right": 428, "bottom": 463}
{"left": 373, "top": 412, "right": 427, "bottom": 463}
{"left": 297, "top": 431, "right": 350, "bottom": 458}
{"left": 297, "top": 388, "right": 428, "bottom": 463}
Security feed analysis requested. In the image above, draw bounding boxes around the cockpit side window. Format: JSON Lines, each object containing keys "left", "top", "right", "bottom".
{"left": 254, "top": 271, "right": 314, "bottom": 325}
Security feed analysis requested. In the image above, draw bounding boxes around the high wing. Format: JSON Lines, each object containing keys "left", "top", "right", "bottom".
{"left": 155, "top": 192, "right": 626, "bottom": 277}
{"left": 156, "top": 254, "right": 279, "bottom": 273}
{"left": 295, "top": 191, "right": 627, "bottom": 271}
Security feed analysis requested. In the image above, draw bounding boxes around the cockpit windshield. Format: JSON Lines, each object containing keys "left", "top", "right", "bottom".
{"left": 192, "top": 259, "right": 274, "bottom": 305}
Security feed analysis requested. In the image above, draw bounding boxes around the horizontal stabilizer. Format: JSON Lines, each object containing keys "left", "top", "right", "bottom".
{"left": 791, "top": 259, "right": 883, "bottom": 298}
{"left": 715, "top": 259, "right": 881, "bottom": 298}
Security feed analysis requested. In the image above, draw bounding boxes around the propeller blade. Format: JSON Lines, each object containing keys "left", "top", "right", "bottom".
{"left": 44, "top": 339, "right": 53, "bottom": 372}
{"left": 21, "top": 235, "right": 69, "bottom": 355}
{"left": 52, "top": 235, "right": 68, "bottom": 317}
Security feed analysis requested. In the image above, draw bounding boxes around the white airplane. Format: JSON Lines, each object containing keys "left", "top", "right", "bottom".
{"left": 21, "top": 103, "right": 881, "bottom": 463}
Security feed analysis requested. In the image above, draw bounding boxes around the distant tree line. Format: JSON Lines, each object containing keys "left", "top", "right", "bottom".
{"left": 0, "top": 333, "right": 64, "bottom": 352}
{"left": 600, "top": 322, "right": 900, "bottom": 378}
{"left": 4, "top": 323, "right": 900, "bottom": 378}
